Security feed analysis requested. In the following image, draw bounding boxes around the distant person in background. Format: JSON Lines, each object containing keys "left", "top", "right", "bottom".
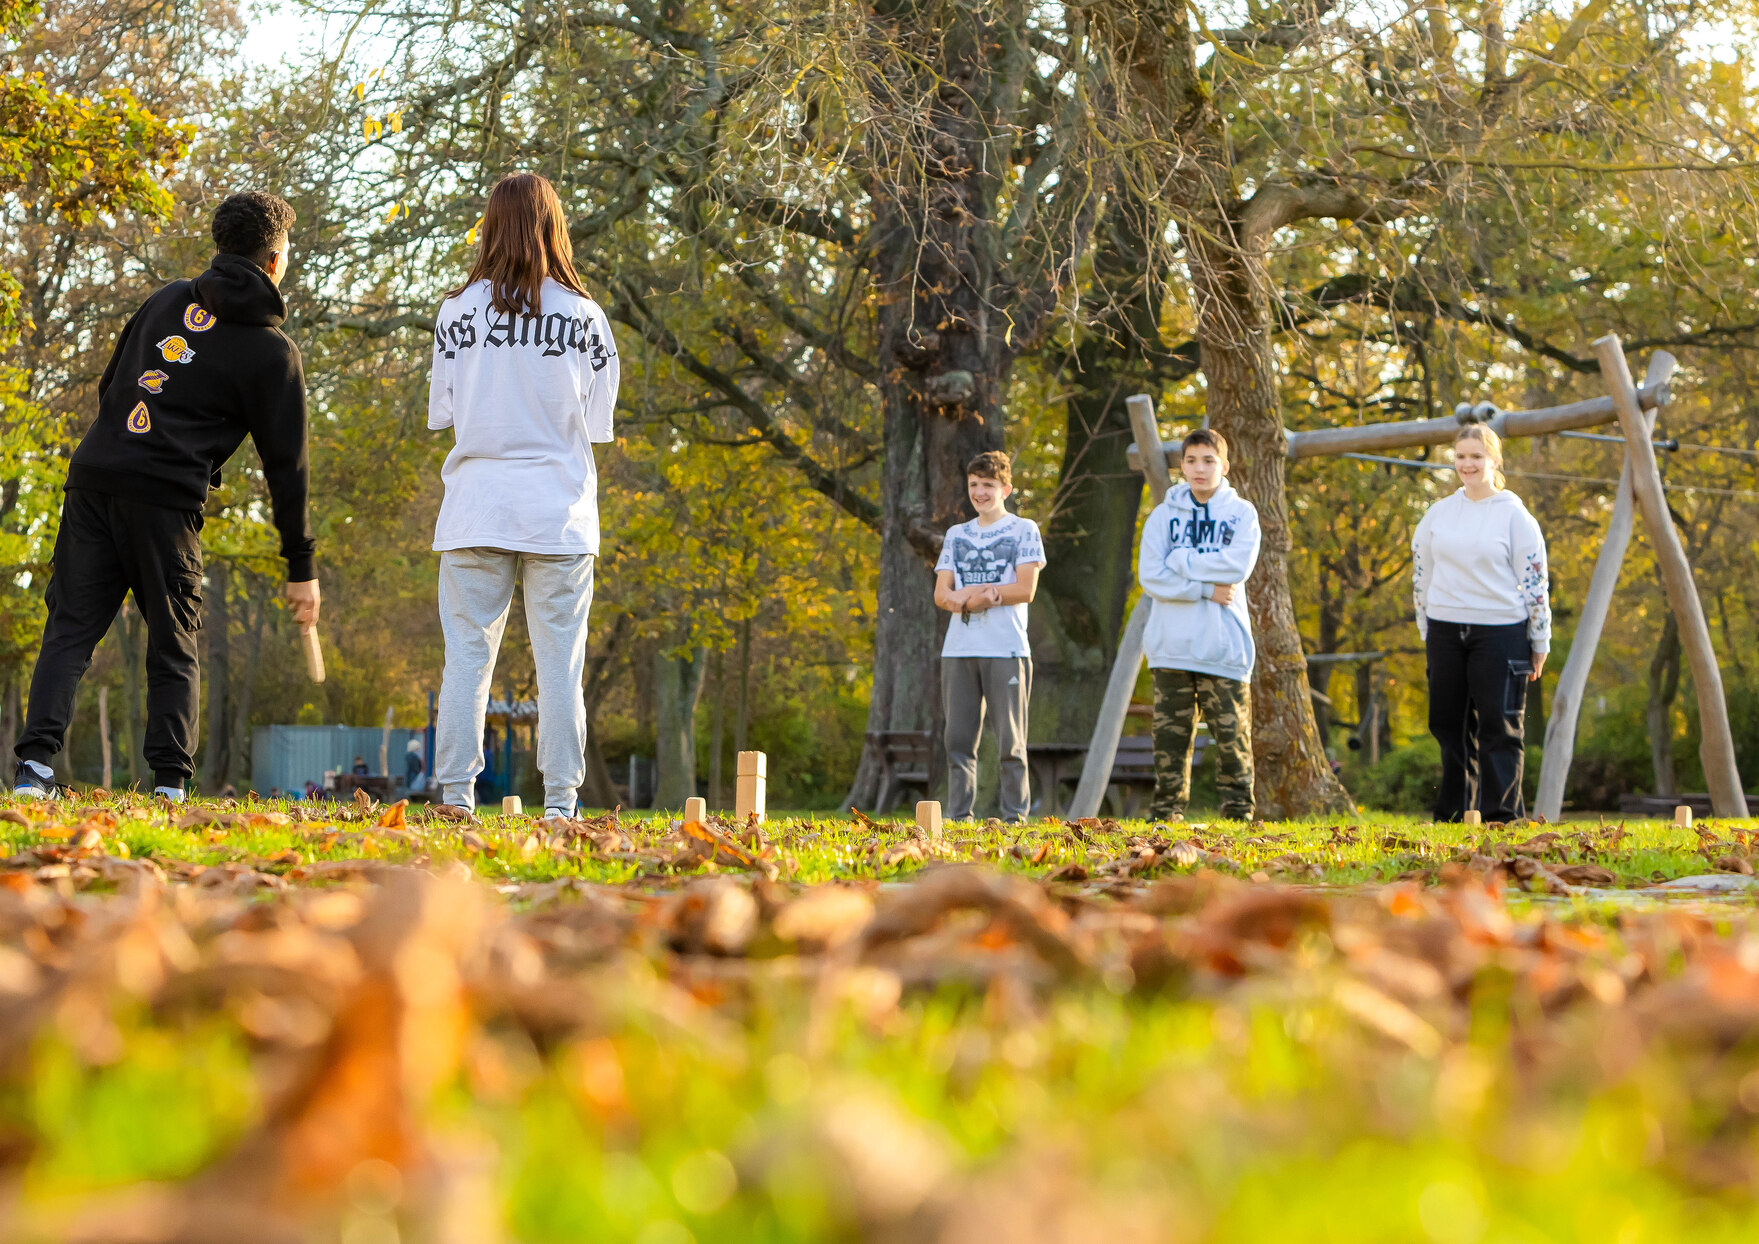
{"left": 303, "top": 779, "right": 321, "bottom": 800}
{"left": 1137, "top": 429, "right": 1262, "bottom": 823}
{"left": 933, "top": 451, "right": 1045, "bottom": 823}
{"left": 429, "top": 172, "right": 619, "bottom": 822}
{"left": 405, "top": 738, "right": 426, "bottom": 792}
{"left": 351, "top": 755, "right": 370, "bottom": 776}
{"left": 1412, "top": 423, "right": 1551, "bottom": 823}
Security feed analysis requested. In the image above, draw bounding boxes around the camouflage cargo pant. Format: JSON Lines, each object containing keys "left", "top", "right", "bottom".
{"left": 1150, "top": 668, "right": 1255, "bottom": 821}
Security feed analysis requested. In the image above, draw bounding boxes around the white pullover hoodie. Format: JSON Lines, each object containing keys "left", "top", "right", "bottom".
{"left": 1138, "top": 481, "right": 1263, "bottom": 682}
{"left": 1411, "top": 487, "right": 1551, "bottom": 651}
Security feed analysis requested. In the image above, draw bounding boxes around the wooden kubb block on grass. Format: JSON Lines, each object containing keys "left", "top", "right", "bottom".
{"left": 736, "top": 751, "right": 767, "bottom": 823}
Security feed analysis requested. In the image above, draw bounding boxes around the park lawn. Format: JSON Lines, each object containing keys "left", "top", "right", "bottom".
{"left": 5, "top": 793, "right": 1759, "bottom": 1242}
{"left": 1, "top": 791, "right": 1753, "bottom": 891}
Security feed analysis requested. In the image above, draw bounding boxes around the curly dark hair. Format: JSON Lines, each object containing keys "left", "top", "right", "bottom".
{"left": 965, "top": 450, "right": 1012, "bottom": 486}
{"left": 211, "top": 191, "right": 296, "bottom": 267}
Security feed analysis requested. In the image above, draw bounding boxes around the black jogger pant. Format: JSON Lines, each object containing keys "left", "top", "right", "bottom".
{"left": 1425, "top": 620, "right": 1532, "bottom": 823}
{"left": 16, "top": 489, "right": 204, "bottom": 787}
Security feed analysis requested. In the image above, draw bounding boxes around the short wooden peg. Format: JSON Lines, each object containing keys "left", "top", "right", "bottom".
{"left": 502, "top": 795, "right": 523, "bottom": 816}
{"left": 684, "top": 796, "right": 707, "bottom": 824}
{"left": 1462, "top": 810, "right": 1483, "bottom": 827}
{"left": 916, "top": 800, "right": 942, "bottom": 841}
{"left": 1674, "top": 805, "right": 1693, "bottom": 829}
{"left": 735, "top": 751, "right": 767, "bottom": 823}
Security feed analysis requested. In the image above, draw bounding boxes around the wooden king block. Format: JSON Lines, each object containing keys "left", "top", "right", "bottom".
{"left": 1462, "top": 810, "right": 1483, "bottom": 827}
{"left": 916, "top": 800, "right": 943, "bottom": 841}
{"left": 735, "top": 751, "right": 767, "bottom": 823}
{"left": 502, "top": 795, "right": 523, "bottom": 816}
{"left": 684, "top": 796, "right": 707, "bottom": 824}
{"left": 1675, "top": 804, "right": 1694, "bottom": 829}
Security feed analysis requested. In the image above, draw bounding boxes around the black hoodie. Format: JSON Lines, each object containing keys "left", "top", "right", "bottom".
{"left": 67, "top": 253, "right": 315, "bottom": 581}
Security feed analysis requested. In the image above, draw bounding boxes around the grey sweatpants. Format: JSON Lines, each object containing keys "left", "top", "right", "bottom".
{"left": 942, "top": 656, "right": 1031, "bottom": 820}
{"left": 435, "top": 548, "right": 593, "bottom": 811}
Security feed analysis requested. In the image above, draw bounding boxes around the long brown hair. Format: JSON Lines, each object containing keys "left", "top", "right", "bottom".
{"left": 448, "top": 173, "right": 590, "bottom": 317}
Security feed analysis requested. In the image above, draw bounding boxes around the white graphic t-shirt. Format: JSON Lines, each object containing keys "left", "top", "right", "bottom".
{"left": 935, "top": 513, "right": 1046, "bottom": 659}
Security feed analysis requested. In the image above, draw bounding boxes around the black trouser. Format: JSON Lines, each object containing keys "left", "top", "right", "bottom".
{"left": 16, "top": 489, "right": 203, "bottom": 787}
{"left": 1425, "top": 620, "right": 1531, "bottom": 822}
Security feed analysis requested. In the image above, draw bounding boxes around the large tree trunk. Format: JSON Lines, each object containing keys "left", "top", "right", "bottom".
{"left": 1647, "top": 612, "right": 1681, "bottom": 796}
{"left": 1186, "top": 224, "right": 1353, "bottom": 817}
{"left": 1036, "top": 193, "right": 1161, "bottom": 743}
{"left": 654, "top": 645, "right": 707, "bottom": 809}
{"left": 844, "top": 0, "right": 1010, "bottom": 807}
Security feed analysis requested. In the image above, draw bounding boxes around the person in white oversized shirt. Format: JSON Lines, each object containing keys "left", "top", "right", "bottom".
{"left": 1411, "top": 423, "right": 1551, "bottom": 823}
{"left": 428, "top": 172, "right": 619, "bottom": 820}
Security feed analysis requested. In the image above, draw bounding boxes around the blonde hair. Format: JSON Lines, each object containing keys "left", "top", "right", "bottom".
{"left": 1453, "top": 424, "right": 1506, "bottom": 489}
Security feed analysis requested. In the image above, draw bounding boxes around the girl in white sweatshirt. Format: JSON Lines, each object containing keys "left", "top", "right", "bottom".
{"left": 428, "top": 173, "right": 620, "bottom": 819}
{"left": 1411, "top": 424, "right": 1550, "bottom": 822}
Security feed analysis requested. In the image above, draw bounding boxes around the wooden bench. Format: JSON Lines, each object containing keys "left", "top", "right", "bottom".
{"left": 1105, "top": 728, "right": 1210, "bottom": 818}
{"left": 868, "top": 730, "right": 933, "bottom": 814}
{"left": 1105, "top": 736, "right": 1156, "bottom": 817}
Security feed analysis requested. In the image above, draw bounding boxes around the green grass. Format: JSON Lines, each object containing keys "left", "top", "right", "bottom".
{"left": 6, "top": 793, "right": 1759, "bottom": 1241}
{"left": 4, "top": 791, "right": 1753, "bottom": 891}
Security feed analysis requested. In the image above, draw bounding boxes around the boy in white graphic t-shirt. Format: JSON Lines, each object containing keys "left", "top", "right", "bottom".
{"left": 933, "top": 451, "right": 1046, "bottom": 821}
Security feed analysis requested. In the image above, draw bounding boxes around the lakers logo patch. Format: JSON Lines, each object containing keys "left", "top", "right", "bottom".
{"left": 182, "top": 303, "right": 215, "bottom": 333}
{"left": 137, "top": 370, "right": 168, "bottom": 394}
{"left": 155, "top": 335, "right": 195, "bottom": 364}
{"left": 127, "top": 402, "right": 151, "bottom": 434}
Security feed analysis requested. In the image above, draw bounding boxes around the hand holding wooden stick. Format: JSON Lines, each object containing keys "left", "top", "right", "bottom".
{"left": 286, "top": 579, "right": 324, "bottom": 683}
{"left": 302, "top": 626, "right": 325, "bottom": 683}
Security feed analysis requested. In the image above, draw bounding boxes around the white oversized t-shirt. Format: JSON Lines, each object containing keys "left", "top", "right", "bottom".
{"left": 935, "top": 513, "right": 1046, "bottom": 659}
{"left": 428, "top": 278, "right": 620, "bottom": 555}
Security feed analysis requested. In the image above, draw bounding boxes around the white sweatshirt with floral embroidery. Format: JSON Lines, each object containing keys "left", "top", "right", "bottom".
{"left": 1411, "top": 488, "right": 1551, "bottom": 652}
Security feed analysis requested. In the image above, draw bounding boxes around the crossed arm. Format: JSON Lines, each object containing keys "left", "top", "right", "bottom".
{"left": 936, "top": 562, "right": 1042, "bottom": 614}
{"left": 1138, "top": 511, "right": 1261, "bottom": 605}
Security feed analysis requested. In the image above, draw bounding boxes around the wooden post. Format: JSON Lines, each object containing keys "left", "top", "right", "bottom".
{"left": 502, "top": 795, "right": 523, "bottom": 816}
{"left": 736, "top": 750, "right": 767, "bottom": 823}
{"left": 915, "top": 800, "right": 942, "bottom": 840}
{"left": 98, "top": 685, "right": 112, "bottom": 791}
{"left": 1674, "top": 805, "right": 1693, "bottom": 829}
{"left": 1593, "top": 334, "right": 1747, "bottom": 817}
{"left": 1129, "top": 382, "right": 1670, "bottom": 472}
{"left": 1068, "top": 394, "right": 1173, "bottom": 820}
{"left": 1535, "top": 352, "right": 1676, "bottom": 821}
{"left": 684, "top": 795, "right": 707, "bottom": 824}
{"left": 1462, "top": 810, "right": 1482, "bottom": 827}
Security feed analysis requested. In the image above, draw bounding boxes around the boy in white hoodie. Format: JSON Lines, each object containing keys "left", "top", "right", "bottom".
{"left": 1136, "top": 430, "right": 1262, "bottom": 821}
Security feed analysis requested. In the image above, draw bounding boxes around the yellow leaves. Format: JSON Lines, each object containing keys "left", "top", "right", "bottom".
{"left": 465, "top": 215, "right": 484, "bottom": 246}
{"left": 384, "top": 201, "right": 408, "bottom": 223}
{"left": 363, "top": 116, "right": 382, "bottom": 141}
{"left": 388, "top": 109, "right": 403, "bottom": 134}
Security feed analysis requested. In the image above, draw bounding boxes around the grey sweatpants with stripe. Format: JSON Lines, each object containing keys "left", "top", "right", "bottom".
{"left": 942, "top": 656, "right": 1031, "bottom": 820}
{"left": 435, "top": 548, "right": 593, "bottom": 812}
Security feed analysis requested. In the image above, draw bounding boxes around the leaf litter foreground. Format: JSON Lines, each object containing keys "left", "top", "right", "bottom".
{"left": 5, "top": 795, "right": 1759, "bottom": 1241}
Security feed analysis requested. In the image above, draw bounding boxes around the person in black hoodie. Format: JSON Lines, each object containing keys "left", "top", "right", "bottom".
{"left": 11, "top": 191, "right": 319, "bottom": 801}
